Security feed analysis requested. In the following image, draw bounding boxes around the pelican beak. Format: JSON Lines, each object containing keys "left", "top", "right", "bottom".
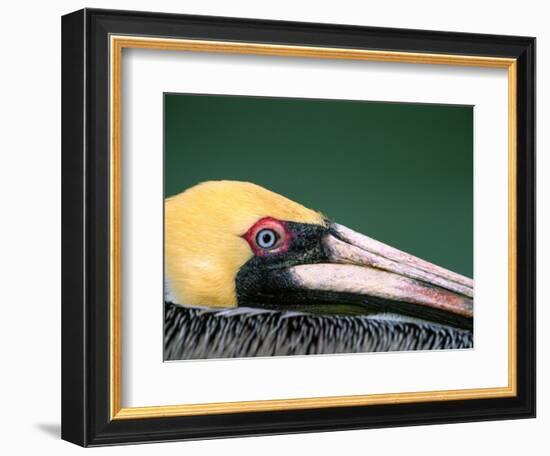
{"left": 285, "top": 222, "right": 474, "bottom": 329}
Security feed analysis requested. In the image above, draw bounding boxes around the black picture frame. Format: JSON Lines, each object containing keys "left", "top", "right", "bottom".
{"left": 62, "top": 8, "right": 535, "bottom": 447}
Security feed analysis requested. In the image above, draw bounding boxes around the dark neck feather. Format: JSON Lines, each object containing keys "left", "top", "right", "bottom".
{"left": 165, "top": 302, "right": 473, "bottom": 360}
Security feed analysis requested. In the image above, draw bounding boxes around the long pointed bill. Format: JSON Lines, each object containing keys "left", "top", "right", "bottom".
{"left": 286, "top": 223, "right": 473, "bottom": 329}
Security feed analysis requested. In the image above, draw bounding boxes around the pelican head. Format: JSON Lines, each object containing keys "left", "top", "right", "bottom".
{"left": 165, "top": 181, "right": 473, "bottom": 329}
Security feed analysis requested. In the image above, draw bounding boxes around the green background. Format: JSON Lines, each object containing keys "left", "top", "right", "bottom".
{"left": 165, "top": 94, "right": 473, "bottom": 278}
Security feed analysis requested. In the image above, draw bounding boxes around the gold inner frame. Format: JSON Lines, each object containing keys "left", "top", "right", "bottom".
{"left": 109, "top": 35, "right": 518, "bottom": 420}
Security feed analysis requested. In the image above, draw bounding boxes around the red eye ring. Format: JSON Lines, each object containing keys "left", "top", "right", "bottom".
{"left": 243, "top": 217, "right": 292, "bottom": 256}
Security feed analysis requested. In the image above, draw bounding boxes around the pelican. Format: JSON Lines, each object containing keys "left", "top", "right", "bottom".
{"left": 164, "top": 180, "right": 473, "bottom": 360}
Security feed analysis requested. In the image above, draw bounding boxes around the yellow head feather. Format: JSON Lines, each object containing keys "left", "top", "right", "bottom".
{"left": 165, "top": 181, "right": 325, "bottom": 308}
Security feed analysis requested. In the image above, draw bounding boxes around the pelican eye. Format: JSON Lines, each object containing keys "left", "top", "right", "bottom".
{"left": 256, "top": 229, "right": 278, "bottom": 249}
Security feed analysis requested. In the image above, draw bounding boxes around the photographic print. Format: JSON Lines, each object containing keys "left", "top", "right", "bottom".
{"left": 62, "top": 11, "right": 535, "bottom": 445}
{"left": 163, "top": 93, "right": 474, "bottom": 360}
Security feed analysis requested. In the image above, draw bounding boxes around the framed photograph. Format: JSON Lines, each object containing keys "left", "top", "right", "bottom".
{"left": 61, "top": 8, "right": 535, "bottom": 446}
